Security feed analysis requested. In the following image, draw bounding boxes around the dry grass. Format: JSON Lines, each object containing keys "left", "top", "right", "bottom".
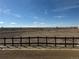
{"left": 0, "top": 28, "right": 79, "bottom": 59}
{"left": 0, "top": 28, "right": 79, "bottom": 37}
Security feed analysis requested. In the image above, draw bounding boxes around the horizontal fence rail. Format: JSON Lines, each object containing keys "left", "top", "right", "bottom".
{"left": 0, "top": 37, "right": 79, "bottom": 48}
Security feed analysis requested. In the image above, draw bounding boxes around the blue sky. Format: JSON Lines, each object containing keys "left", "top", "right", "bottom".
{"left": 0, "top": 0, "right": 79, "bottom": 27}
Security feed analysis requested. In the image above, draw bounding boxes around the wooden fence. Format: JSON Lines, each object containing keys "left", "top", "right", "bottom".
{"left": 0, "top": 37, "right": 79, "bottom": 48}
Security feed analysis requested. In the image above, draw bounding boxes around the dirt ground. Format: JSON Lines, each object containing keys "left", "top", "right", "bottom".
{"left": 0, "top": 28, "right": 79, "bottom": 59}
{"left": 0, "top": 49, "right": 79, "bottom": 59}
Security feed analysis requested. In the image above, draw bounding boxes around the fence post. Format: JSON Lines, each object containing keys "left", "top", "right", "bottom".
{"left": 65, "top": 37, "right": 67, "bottom": 47}
{"left": 4, "top": 37, "right": 6, "bottom": 46}
{"left": 72, "top": 37, "right": 74, "bottom": 48}
{"left": 20, "top": 37, "right": 22, "bottom": 46}
{"left": 54, "top": 36, "right": 56, "bottom": 47}
{"left": 46, "top": 37, "right": 48, "bottom": 46}
{"left": 12, "top": 37, "right": 14, "bottom": 46}
{"left": 37, "top": 37, "right": 39, "bottom": 46}
{"left": 28, "top": 37, "right": 31, "bottom": 46}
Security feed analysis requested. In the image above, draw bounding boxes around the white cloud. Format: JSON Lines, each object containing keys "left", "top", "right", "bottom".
{"left": 0, "top": 21, "right": 4, "bottom": 24}
{"left": 63, "top": 5, "right": 79, "bottom": 10}
{"left": 53, "top": 5, "right": 79, "bottom": 12}
{"left": 0, "top": 9, "right": 2, "bottom": 12}
{"left": 10, "top": 22, "right": 16, "bottom": 25}
{"left": 54, "top": 16, "right": 64, "bottom": 18}
{"left": 33, "top": 21, "right": 45, "bottom": 25}
{"left": 44, "top": 10, "right": 48, "bottom": 14}
{"left": 0, "top": 9, "right": 2, "bottom": 15}
{"left": 33, "top": 21, "right": 38, "bottom": 24}
{"left": 63, "top": 0, "right": 79, "bottom": 5}
{"left": 13, "top": 14, "right": 21, "bottom": 18}
{"left": 40, "top": 22, "right": 46, "bottom": 25}
{"left": 0, "top": 8, "right": 21, "bottom": 18}
{"left": 3, "top": 9, "right": 11, "bottom": 14}
{"left": 32, "top": 21, "right": 51, "bottom": 27}
{"left": 33, "top": 16, "right": 39, "bottom": 19}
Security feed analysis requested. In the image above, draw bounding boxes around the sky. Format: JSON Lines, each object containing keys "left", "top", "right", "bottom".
{"left": 0, "top": 0, "right": 79, "bottom": 27}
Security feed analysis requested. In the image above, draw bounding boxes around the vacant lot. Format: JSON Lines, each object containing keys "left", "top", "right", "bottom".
{"left": 0, "top": 49, "right": 79, "bottom": 59}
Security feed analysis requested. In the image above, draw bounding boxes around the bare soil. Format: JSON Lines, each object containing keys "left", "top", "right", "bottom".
{"left": 0, "top": 49, "right": 79, "bottom": 59}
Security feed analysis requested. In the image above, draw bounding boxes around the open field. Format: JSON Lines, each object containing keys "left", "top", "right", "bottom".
{"left": 0, "top": 49, "right": 79, "bottom": 59}
{"left": 0, "top": 28, "right": 79, "bottom": 59}
{"left": 0, "top": 27, "right": 79, "bottom": 37}
{"left": 0, "top": 28, "right": 79, "bottom": 47}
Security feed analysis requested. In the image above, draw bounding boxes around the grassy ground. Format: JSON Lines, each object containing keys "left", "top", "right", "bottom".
{"left": 0, "top": 49, "right": 79, "bottom": 59}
